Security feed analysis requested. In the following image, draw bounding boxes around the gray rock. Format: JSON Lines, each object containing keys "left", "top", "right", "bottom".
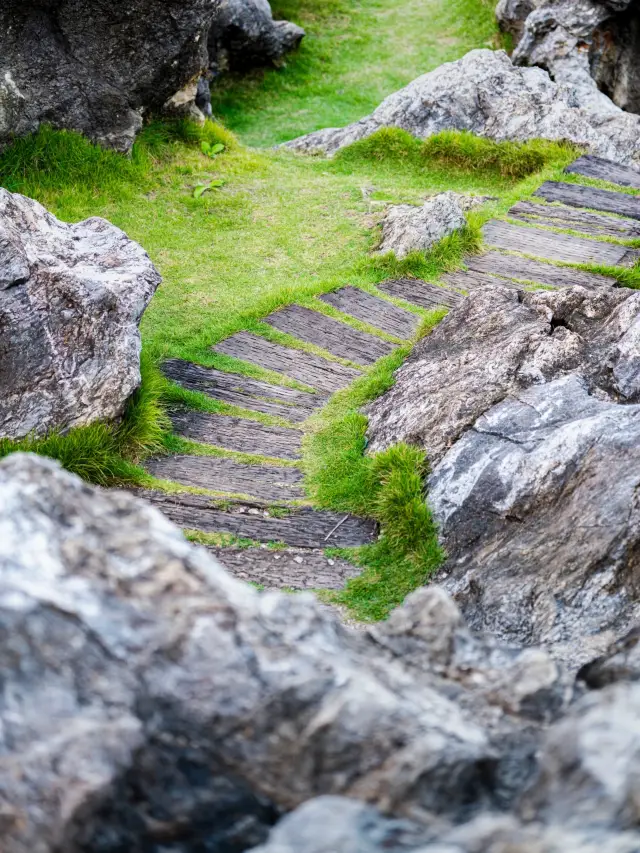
{"left": 0, "top": 189, "right": 160, "bottom": 440}
{"left": 0, "top": 0, "right": 221, "bottom": 152}
{"left": 285, "top": 49, "right": 640, "bottom": 166}
{"left": 496, "top": 0, "right": 538, "bottom": 41}
{"left": 578, "top": 627, "right": 640, "bottom": 688}
{"left": 209, "top": 0, "right": 304, "bottom": 74}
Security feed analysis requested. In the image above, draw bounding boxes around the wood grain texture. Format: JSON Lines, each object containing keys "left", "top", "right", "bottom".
{"left": 535, "top": 181, "right": 640, "bottom": 222}
{"left": 441, "top": 269, "right": 521, "bottom": 293}
{"left": 146, "top": 455, "right": 304, "bottom": 502}
{"left": 210, "top": 546, "right": 360, "bottom": 590}
{"left": 214, "top": 331, "right": 361, "bottom": 393}
{"left": 170, "top": 410, "right": 302, "bottom": 460}
{"left": 161, "top": 358, "right": 326, "bottom": 423}
{"left": 565, "top": 155, "right": 640, "bottom": 190}
{"left": 264, "top": 304, "right": 395, "bottom": 365}
{"left": 482, "top": 220, "right": 639, "bottom": 266}
{"left": 130, "top": 489, "right": 378, "bottom": 547}
{"left": 377, "top": 278, "right": 464, "bottom": 309}
{"left": 319, "top": 286, "right": 420, "bottom": 339}
{"left": 465, "top": 251, "right": 615, "bottom": 289}
{"left": 508, "top": 200, "right": 640, "bottom": 238}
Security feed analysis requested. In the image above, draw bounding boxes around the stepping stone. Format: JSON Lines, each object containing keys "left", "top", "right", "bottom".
{"left": 146, "top": 456, "right": 304, "bottom": 502}
{"left": 209, "top": 546, "right": 360, "bottom": 590}
{"left": 263, "top": 304, "right": 395, "bottom": 365}
{"left": 509, "top": 200, "right": 640, "bottom": 239}
{"left": 535, "top": 181, "right": 640, "bottom": 222}
{"left": 565, "top": 155, "right": 640, "bottom": 190}
{"left": 162, "top": 359, "right": 327, "bottom": 423}
{"left": 214, "top": 331, "right": 361, "bottom": 393}
{"left": 170, "top": 410, "right": 302, "bottom": 460}
{"left": 482, "top": 220, "right": 640, "bottom": 267}
{"left": 377, "top": 278, "right": 464, "bottom": 310}
{"left": 441, "top": 269, "right": 520, "bottom": 293}
{"left": 465, "top": 251, "right": 615, "bottom": 290}
{"left": 319, "top": 286, "right": 420, "bottom": 339}
{"left": 132, "top": 490, "right": 377, "bottom": 548}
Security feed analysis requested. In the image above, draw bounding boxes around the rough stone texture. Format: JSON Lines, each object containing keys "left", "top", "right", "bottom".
{"left": 496, "top": 0, "right": 538, "bottom": 41}
{"left": 0, "top": 0, "right": 221, "bottom": 153}
{"left": 0, "top": 189, "right": 160, "bottom": 440}
{"left": 285, "top": 49, "right": 640, "bottom": 166}
{"left": 377, "top": 193, "right": 483, "bottom": 260}
{"left": 209, "top": 0, "right": 304, "bottom": 74}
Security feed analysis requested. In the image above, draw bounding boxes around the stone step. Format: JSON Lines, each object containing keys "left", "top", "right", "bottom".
{"left": 319, "top": 286, "right": 420, "bottom": 339}
{"left": 146, "top": 456, "right": 304, "bottom": 502}
{"left": 441, "top": 269, "right": 521, "bottom": 293}
{"left": 209, "top": 546, "right": 360, "bottom": 590}
{"left": 535, "top": 181, "right": 640, "bottom": 222}
{"left": 132, "top": 489, "right": 377, "bottom": 548}
{"left": 465, "top": 251, "right": 615, "bottom": 290}
{"left": 377, "top": 278, "right": 464, "bottom": 310}
{"left": 482, "top": 220, "right": 639, "bottom": 267}
{"left": 509, "top": 200, "right": 640, "bottom": 239}
{"left": 170, "top": 410, "right": 303, "bottom": 460}
{"left": 214, "top": 331, "right": 361, "bottom": 394}
{"left": 161, "top": 358, "right": 327, "bottom": 423}
{"left": 263, "top": 304, "right": 395, "bottom": 366}
{"left": 565, "top": 155, "right": 640, "bottom": 190}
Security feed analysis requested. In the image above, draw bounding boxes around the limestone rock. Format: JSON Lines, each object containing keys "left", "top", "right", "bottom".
{"left": 285, "top": 49, "right": 640, "bottom": 166}
{"left": 0, "top": 190, "right": 161, "bottom": 440}
{"left": 496, "top": 0, "right": 538, "bottom": 41}
{"left": 0, "top": 0, "right": 221, "bottom": 152}
{"left": 209, "top": 0, "right": 304, "bottom": 74}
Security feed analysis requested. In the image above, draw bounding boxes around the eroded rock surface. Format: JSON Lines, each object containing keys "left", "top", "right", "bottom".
{"left": 0, "top": 190, "right": 160, "bottom": 439}
{"left": 285, "top": 49, "right": 640, "bottom": 165}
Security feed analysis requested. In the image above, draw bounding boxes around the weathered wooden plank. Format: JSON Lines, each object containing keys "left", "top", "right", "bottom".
{"left": 565, "top": 155, "right": 640, "bottom": 190}
{"left": 146, "top": 456, "right": 304, "bottom": 502}
{"left": 214, "top": 331, "right": 361, "bottom": 393}
{"left": 161, "top": 359, "right": 326, "bottom": 423}
{"left": 441, "top": 269, "right": 521, "bottom": 293}
{"left": 535, "top": 181, "right": 640, "bottom": 222}
{"left": 465, "top": 251, "right": 614, "bottom": 289}
{"left": 509, "top": 200, "right": 640, "bottom": 238}
{"left": 130, "top": 490, "right": 377, "bottom": 548}
{"left": 210, "top": 546, "right": 360, "bottom": 590}
{"left": 264, "top": 304, "right": 395, "bottom": 365}
{"left": 170, "top": 410, "right": 302, "bottom": 460}
{"left": 319, "top": 286, "right": 420, "bottom": 339}
{"left": 482, "top": 220, "right": 639, "bottom": 266}
{"left": 377, "top": 278, "right": 464, "bottom": 310}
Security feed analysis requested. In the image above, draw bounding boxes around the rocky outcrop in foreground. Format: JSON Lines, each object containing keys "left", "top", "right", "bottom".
{"left": 1, "top": 451, "right": 640, "bottom": 852}
{"left": 0, "top": 0, "right": 221, "bottom": 152}
{"left": 368, "top": 284, "right": 640, "bottom": 666}
{"left": 286, "top": 49, "right": 640, "bottom": 165}
{"left": 0, "top": 190, "right": 160, "bottom": 440}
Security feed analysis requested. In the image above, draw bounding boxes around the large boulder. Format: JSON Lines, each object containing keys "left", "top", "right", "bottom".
{"left": 0, "top": 190, "right": 160, "bottom": 440}
{"left": 0, "top": 0, "right": 222, "bottom": 152}
{"left": 208, "top": 0, "right": 304, "bottom": 74}
{"left": 285, "top": 49, "right": 640, "bottom": 166}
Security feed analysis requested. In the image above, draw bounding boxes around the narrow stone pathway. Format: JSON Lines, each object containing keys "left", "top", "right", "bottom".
{"left": 136, "top": 156, "right": 640, "bottom": 592}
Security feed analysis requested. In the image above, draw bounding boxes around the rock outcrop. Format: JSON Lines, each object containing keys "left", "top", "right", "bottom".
{"left": 208, "top": 0, "right": 304, "bottom": 74}
{"left": 285, "top": 49, "right": 640, "bottom": 166}
{"left": 0, "top": 190, "right": 160, "bottom": 440}
{"left": 0, "top": 0, "right": 222, "bottom": 152}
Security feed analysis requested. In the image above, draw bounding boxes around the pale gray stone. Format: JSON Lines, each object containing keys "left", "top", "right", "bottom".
{"left": 0, "top": 189, "right": 161, "bottom": 439}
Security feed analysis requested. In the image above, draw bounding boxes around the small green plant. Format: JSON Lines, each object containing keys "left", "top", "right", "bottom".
{"left": 201, "top": 141, "right": 226, "bottom": 159}
{"left": 193, "top": 179, "right": 225, "bottom": 198}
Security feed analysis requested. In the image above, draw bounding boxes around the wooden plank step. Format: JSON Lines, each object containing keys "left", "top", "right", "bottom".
{"left": 263, "top": 304, "right": 395, "bottom": 365}
{"left": 131, "top": 490, "right": 377, "bottom": 548}
{"left": 482, "top": 220, "right": 639, "bottom": 267}
{"left": 146, "top": 456, "right": 304, "bottom": 502}
{"left": 509, "top": 200, "right": 640, "bottom": 239}
{"left": 377, "top": 278, "right": 464, "bottom": 310}
{"left": 465, "top": 251, "right": 615, "bottom": 289}
{"left": 441, "top": 269, "right": 520, "bottom": 292}
{"left": 210, "top": 546, "right": 360, "bottom": 590}
{"left": 319, "top": 286, "right": 420, "bottom": 339}
{"left": 565, "top": 155, "right": 640, "bottom": 190}
{"left": 214, "top": 331, "right": 361, "bottom": 393}
{"left": 170, "top": 410, "right": 302, "bottom": 460}
{"left": 161, "top": 359, "right": 326, "bottom": 424}
{"left": 535, "top": 181, "right": 640, "bottom": 222}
